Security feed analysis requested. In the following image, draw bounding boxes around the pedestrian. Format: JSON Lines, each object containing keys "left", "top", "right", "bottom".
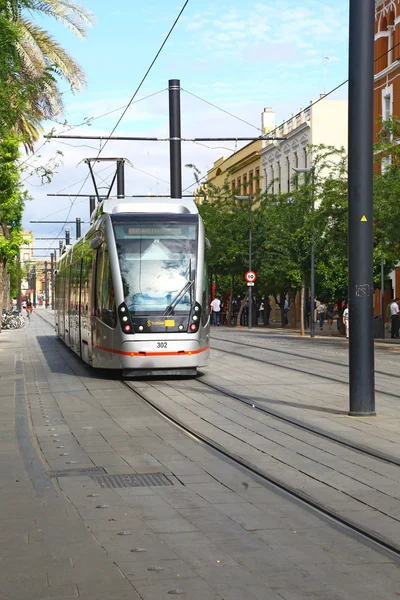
{"left": 266, "top": 299, "right": 271, "bottom": 325}
{"left": 284, "top": 298, "right": 289, "bottom": 325}
{"left": 390, "top": 298, "right": 400, "bottom": 339}
{"left": 317, "top": 302, "right": 326, "bottom": 331}
{"left": 343, "top": 303, "right": 349, "bottom": 339}
{"left": 327, "top": 301, "right": 335, "bottom": 330}
{"left": 26, "top": 298, "right": 33, "bottom": 319}
{"left": 210, "top": 295, "right": 221, "bottom": 327}
{"left": 259, "top": 301, "right": 264, "bottom": 324}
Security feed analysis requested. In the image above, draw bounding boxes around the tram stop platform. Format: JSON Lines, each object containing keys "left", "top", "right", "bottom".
{"left": 0, "top": 308, "right": 400, "bottom": 600}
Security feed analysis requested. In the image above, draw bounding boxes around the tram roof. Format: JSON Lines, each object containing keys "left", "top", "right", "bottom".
{"left": 92, "top": 196, "right": 198, "bottom": 222}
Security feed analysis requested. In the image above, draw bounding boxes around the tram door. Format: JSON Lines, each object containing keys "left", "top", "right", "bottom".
{"left": 93, "top": 243, "right": 117, "bottom": 366}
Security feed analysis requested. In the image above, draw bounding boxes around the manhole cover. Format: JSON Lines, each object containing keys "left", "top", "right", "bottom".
{"left": 50, "top": 467, "right": 106, "bottom": 478}
{"left": 91, "top": 473, "right": 173, "bottom": 488}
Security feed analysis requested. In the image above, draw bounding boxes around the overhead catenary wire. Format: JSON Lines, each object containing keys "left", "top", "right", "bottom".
{"left": 95, "top": 0, "right": 190, "bottom": 159}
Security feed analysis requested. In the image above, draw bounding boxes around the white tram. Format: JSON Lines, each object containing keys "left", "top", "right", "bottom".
{"left": 55, "top": 196, "right": 210, "bottom": 376}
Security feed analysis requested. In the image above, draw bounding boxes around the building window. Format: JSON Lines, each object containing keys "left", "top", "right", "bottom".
{"left": 249, "top": 170, "right": 253, "bottom": 196}
{"left": 304, "top": 148, "right": 307, "bottom": 168}
{"left": 243, "top": 173, "right": 247, "bottom": 192}
{"left": 294, "top": 153, "right": 299, "bottom": 189}
{"left": 255, "top": 168, "right": 260, "bottom": 192}
{"left": 232, "top": 180, "right": 235, "bottom": 194}
{"left": 271, "top": 166, "right": 274, "bottom": 195}
{"left": 237, "top": 176, "right": 241, "bottom": 191}
{"left": 278, "top": 162, "right": 281, "bottom": 194}
{"left": 384, "top": 94, "right": 391, "bottom": 121}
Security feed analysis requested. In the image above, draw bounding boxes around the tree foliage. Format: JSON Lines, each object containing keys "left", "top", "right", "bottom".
{"left": 198, "top": 121, "right": 400, "bottom": 326}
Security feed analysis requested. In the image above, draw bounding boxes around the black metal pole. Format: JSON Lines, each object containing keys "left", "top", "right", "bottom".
{"left": 44, "top": 260, "right": 48, "bottom": 308}
{"left": 76, "top": 217, "right": 81, "bottom": 239}
{"left": 310, "top": 169, "right": 315, "bottom": 338}
{"left": 169, "top": 79, "right": 182, "bottom": 198}
{"left": 65, "top": 228, "right": 70, "bottom": 246}
{"left": 348, "top": 0, "right": 375, "bottom": 416}
{"left": 59, "top": 240, "right": 63, "bottom": 254}
{"left": 248, "top": 196, "right": 253, "bottom": 330}
{"left": 89, "top": 195, "right": 96, "bottom": 216}
{"left": 117, "top": 160, "right": 125, "bottom": 198}
{"left": 32, "top": 265, "right": 36, "bottom": 308}
{"left": 50, "top": 253, "right": 55, "bottom": 310}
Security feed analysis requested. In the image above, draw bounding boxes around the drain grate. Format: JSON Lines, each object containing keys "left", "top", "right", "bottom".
{"left": 50, "top": 467, "right": 106, "bottom": 478}
{"left": 91, "top": 473, "right": 173, "bottom": 489}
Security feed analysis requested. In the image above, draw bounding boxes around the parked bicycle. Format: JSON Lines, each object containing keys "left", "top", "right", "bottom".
{"left": 1, "top": 309, "right": 26, "bottom": 329}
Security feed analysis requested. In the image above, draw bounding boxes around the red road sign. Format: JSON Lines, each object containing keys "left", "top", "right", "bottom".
{"left": 245, "top": 270, "right": 257, "bottom": 283}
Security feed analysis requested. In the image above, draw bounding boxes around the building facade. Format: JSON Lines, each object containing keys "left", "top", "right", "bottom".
{"left": 374, "top": 0, "right": 400, "bottom": 142}
{"left": 204, "top": 108, "right": 276, "bottom": 198}
{"left": 375, "top": 0, "right": 400, "bottom": 304}
{"left": 260, "top": 96, "right": 348, "bottom": 194}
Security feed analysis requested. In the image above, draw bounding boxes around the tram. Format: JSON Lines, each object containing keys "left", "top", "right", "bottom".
{"left": 54, "top": 196, "right": 210, "bottom": 377}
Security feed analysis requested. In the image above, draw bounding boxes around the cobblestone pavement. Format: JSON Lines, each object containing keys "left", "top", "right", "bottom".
{"left": 0, "top": 311, "right": 399, "bottom": 599}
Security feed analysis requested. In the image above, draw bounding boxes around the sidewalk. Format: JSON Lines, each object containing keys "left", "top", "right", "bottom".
{"left": 1, "top": 311, "right": 400, "bottom": 599}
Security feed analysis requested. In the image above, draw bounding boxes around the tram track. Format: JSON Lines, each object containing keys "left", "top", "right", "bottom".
{"left": 122, "top": 379, "right": 400, "bottom": 561}
{"left": 195, "top": 377, "right": 400, "bottom": 467}
{"left": 212, "top": 337, "right": 400, "bottom": 400}
{"left": 214, "top": 334, "right": 400, "bottom": 380}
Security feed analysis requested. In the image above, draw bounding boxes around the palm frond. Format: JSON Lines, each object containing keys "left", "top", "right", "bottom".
{"left": 20, "top": 18, "right": 86, "bottom": 88}
{"left": 27, "top": 0, "right": 94, "bottom": 39}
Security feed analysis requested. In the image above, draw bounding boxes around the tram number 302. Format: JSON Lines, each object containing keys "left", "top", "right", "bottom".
{"left": 157, "top": 342, "right": 168, "bottom": 349}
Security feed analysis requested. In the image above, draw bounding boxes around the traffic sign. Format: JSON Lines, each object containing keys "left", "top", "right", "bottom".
{"left": 245, "top": 270, "right": 257, "bottom": 283}
{"left": 247, "top": 282, "right": 254, "bottom": 286}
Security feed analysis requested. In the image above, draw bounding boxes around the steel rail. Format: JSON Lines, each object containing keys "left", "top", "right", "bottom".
{"left": 215, "top": 334, "right": 400, "bottom": 380}
{"left": 211, "top": 339, "right": 400, "bottom": 401}
{"left": 122, "top": 380, "right": 400, "bottom": 561}
{"left": 195, "top": 377, "right": 400, "bottom": 467}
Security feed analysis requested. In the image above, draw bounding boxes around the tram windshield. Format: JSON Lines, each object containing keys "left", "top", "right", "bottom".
{"left": 112, "top": 216, "right": 198, "bottom": 316}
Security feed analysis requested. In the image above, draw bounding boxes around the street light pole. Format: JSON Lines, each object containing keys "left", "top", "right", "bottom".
{"left": 293, "top": 166, "right": 315, "bottom": 338}
{"left": 310, "top": 167, "right": 315, "bottom": 338}
{"left": 235, "top": 195, "right": 253, "bottom": 329}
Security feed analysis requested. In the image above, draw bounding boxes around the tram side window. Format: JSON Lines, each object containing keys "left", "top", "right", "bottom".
{"left": 95, "top": 244, "right": 117, "bottom": 328}
{"left": 202, "top": 250, "right": 209, "bottom": 326}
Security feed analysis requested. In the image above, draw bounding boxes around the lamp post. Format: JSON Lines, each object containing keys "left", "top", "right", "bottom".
{"left": 293, "top": 166, "right": 315, "bottom": 338}
{"left": 235, "top": 195, "right": 253, "bottom": 329}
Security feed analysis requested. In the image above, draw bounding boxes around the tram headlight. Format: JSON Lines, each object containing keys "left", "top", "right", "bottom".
{"left": 122, "top": 316, "right": 128, "bottom": 322}
{"left": 123, "top": 324, "right": 132, "bottom": 333}
{"left": 190, "top": 323, "right": 197, "bottom": 331}
{"left": 192, "top": 315, "right": 198, "bottom": 321}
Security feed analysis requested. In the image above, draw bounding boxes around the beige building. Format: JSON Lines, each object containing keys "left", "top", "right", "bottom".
{"left": 260, "top": 96, "right": 348, "bottom": 194}
{"left": 203, "top": 108, "right": 276, "bottom": 198}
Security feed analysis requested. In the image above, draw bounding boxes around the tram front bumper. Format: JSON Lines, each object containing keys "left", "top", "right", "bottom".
{"left": 119, "top": 338, "right": 210, "bottom": 372}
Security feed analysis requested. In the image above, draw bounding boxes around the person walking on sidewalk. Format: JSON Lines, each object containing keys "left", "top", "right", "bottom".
{"left": 210, "top": 296, "right": 221, "bottom": 327}
{"left": 343, "top": 304, "right": 349, "bottom": 339}
{"left": 390, "top": 298, "right": 400, "bottom": 339}
{"left": 317, "top": 302, "right": 326, "bottom": 331}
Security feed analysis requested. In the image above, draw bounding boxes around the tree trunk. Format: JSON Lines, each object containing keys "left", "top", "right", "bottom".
{"left": 279, "top": 290, "right": 285, "bottom": 327}
{"left": 289, "top": 290, "right": 296, "bottom": 329}
{"left": 300, "top": 279, "right": 305, "bottom": 336}
{"left": 237, "top": 293, "right": 248, "bottom": 327}
{"left": 0, "top": 258, "right": 7, "bottom": 332}
{"left": 227, "top": 273, "right": 234, "bottom": 326}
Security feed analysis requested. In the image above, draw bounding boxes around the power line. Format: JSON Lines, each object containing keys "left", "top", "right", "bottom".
{"left": 182, "top": 89, "right": 262, "bottom": 132}
{"left": 96, "top": 0, "right": 190, "bottom": 158}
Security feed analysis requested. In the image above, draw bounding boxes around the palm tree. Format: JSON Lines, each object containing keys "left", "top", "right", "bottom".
{"left": 7, "top": 0, "right": 94, "bottom": 149}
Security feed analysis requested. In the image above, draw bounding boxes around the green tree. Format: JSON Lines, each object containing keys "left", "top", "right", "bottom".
{"left": 2, "top": 0, "right": 94, "bottom": 148}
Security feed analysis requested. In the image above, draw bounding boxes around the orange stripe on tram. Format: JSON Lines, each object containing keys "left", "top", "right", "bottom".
{"left": 94, "top": 344, "right": 210, "bottom": 357}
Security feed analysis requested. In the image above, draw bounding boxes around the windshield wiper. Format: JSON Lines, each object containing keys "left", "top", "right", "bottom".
{"left": 163, "top": 280, "right": 194, "bottom": 316}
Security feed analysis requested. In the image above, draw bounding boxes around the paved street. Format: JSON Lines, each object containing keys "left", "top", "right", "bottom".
{"left": 0, "top": 310, "right": 400, "bottom": 599}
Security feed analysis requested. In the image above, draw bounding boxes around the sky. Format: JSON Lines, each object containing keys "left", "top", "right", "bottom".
{"left": 21, "top": 0, "right": 350, "bottom": 255}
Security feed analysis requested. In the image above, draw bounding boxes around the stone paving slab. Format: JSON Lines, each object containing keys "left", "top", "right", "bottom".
{"left": 0, "top": 311, "right": 399, "bottom": 599}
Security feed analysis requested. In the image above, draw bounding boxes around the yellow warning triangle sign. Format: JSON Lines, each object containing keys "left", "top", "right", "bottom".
{"left": 360, "top": 215, "right": 367, "bottom": 222}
